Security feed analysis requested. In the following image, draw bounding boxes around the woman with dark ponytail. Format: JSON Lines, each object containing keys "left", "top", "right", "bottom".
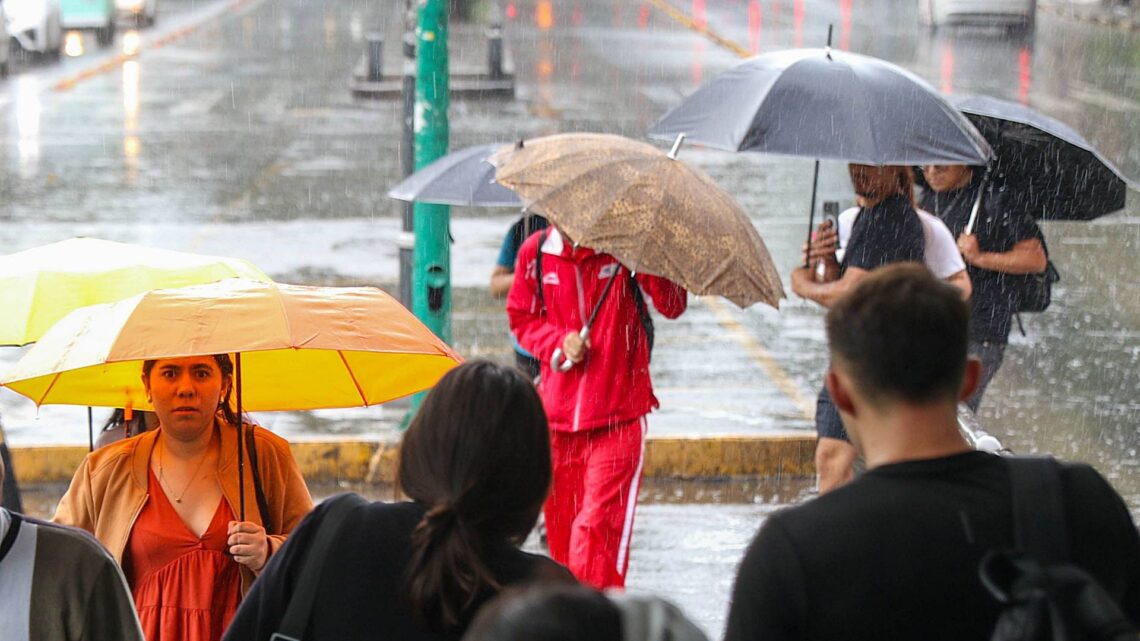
{"left": 224, "top": 360, "right": 572, "bottom": 641}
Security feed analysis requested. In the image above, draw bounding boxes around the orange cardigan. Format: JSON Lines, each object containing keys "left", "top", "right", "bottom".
{"left": 53, "top": 419, "right": 313, "bottom": 593}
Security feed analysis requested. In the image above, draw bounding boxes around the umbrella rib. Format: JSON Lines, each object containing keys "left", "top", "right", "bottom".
{"left": 35, "top": 373, "right": 61, "bottom": 407}
{"left": 338, "top": 350, "right": 370, "bottom": 407}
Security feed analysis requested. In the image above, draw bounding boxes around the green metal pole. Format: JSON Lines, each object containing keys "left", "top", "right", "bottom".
{"left": 406, "top": 0, "right": 450, "bottom": 425}
{"left": 412, "top": 0, "right": 450, "bottom": 343}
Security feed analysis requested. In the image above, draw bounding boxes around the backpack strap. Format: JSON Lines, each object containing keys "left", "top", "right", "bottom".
{"left": 271, "top": 493, "right": 369, "bottom": 641}
{"left": 627, "top": 273, "right": 655, "bottom": 359}
{"left": 1007, "top": 456, "right": 1069, "bottom": 564}
{"left": 0, "top": 511, "right": 22, "bottom": 563}
{"left": 535, "top": 229, "right": 548, "bottom": 313}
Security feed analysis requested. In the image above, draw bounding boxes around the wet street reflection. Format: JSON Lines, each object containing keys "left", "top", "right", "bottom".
{"left": 0, "top": 0, "right": 1136, "bottom": 633}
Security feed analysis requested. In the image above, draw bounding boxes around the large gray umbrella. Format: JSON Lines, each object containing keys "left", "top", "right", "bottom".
{"left": 648, "top": 48, "right": 991, "bottom": 166}
{"left": 648, "top": 46, "right": 991, "bottom": 260}
{"left": 387, "top": 142, "right": 521, "bottom": 207}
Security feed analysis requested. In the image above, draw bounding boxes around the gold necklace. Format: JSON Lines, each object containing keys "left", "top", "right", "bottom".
{"left": 157, "top": 437, "right": 212, "bottom": 504}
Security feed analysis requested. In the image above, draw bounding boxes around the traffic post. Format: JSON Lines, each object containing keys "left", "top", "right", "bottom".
{"left": 407, "top": 0, "right": 451, "bottom": 423}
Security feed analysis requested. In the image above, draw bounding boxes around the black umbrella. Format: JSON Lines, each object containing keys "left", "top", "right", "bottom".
{"left": 947, "top": 94, "right": 1137, "bottom": 221}
{"left": 648, "top": 43, "right": 991, "bottom": 261}
{"left": 387, "top": 142, "right": 521, "bottom": 207}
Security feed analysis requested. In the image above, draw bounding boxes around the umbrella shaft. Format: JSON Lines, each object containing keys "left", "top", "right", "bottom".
{"left": 584, "top": 265, "right": 621, "bottom": 331}
{"left": 804, "top": 160, "right": 821, "bottom": 268}
{"left": 236, "top": 353, "right": 245, "bottom": 522}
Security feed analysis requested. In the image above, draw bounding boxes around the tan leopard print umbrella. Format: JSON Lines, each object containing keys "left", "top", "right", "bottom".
{"left": 490, "top": 133, "right": 784, "bottom": 308}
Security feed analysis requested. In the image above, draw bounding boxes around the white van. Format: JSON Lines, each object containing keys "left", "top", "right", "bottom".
{"left": 920, "top": 0, "right": 1037, "bottom": 32}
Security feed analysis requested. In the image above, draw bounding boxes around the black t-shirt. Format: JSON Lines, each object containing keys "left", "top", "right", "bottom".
{"left": 842, "top": 194, "right": 925, "bottom": 273}
{"left": 224, "top": 499, "right": 572, "bottom": 641}
{"left": 723, "top": 451, "right": 1140, "bottom": 641}
{"left": 920, "top": 179, "right": 1042, "bottom": 343}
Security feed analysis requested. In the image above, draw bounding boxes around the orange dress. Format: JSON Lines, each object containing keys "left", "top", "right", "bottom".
{"left": 125, "top": 469, "right": 242, "bottom": 641}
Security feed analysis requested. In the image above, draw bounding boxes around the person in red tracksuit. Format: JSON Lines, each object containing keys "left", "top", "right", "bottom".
{"left": 507, "top": 226, "right": 687, "bottom": 589}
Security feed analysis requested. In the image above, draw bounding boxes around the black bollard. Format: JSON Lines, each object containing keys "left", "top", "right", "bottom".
{"left": 367, "top": 32, "right": 384, "bottom": 82}
{"left": 487, "top": 23, "right": 504, "bottom": 80}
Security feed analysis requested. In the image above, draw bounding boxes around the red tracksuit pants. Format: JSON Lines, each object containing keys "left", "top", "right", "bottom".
{"left": 544, "top": 417, "right": 646, "bottom": 589}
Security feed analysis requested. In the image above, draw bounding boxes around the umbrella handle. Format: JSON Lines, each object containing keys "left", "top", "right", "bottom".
{"left": 550, "top": 327, "right": 590, "bottom": 373}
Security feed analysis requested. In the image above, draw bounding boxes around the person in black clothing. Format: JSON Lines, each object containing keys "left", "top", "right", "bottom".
{"left": 223, "top": 360, "right": 572, "bottom": 641}
{"left": 724, "top": 264, "right": 1140, "bottom": 641}
{"left": 491, "top": 214, "right": 550, "bottom": 380}
{"left": 792, "top": 164, "right": 926, "bottom": 494}
{"left": 920, "top": 164, "right": 1047, "bottom": 411}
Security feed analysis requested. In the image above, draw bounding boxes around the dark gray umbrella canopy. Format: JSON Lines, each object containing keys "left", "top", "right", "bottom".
{"left": 649, "top": 48, "right": 992, "bottom": 166}
{"left": 387, "top": 143, "right": 521, "bottom": 207}
{"left": 948, "top": 94, "right": 1136, "bottom": 221}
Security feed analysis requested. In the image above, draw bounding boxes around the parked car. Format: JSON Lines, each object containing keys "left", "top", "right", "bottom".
{"left": 0, "top": 5, "right": 9, "bottom": 76}
{"left": 59, "top": 0, "right": 114, "bottom": 47}
{"left": 3, "top": 0, "right": 63, "bottom": 58}
{"left": 919, "top": 0, "right": 1037, "bottom": 33}
{"left": 115, "top": 0, "right": 155, "bottom": 27}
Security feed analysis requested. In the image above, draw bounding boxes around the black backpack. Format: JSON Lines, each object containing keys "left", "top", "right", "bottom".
{"left": 979, "top": 457, "right": 1137, "bottom": 641}
{"left": 533, "top": 230, "right": 655, "bottom": 359}
{"left": 1008, "top": 231, "right": 1060, "bottom": 314}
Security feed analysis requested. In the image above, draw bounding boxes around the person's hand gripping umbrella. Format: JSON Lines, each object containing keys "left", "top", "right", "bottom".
{"left": 549, "top": 264, "right": 621, "bottom": 372}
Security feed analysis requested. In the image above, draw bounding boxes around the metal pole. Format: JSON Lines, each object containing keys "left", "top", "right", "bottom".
{"left": 87, "top": 407, "right": 94, "bottom": 452}
{"left": 413, "top": 0, "right": 451, "bottom": 344}
{"left": 398, "top": 10, "right": 416, "bottom": 310}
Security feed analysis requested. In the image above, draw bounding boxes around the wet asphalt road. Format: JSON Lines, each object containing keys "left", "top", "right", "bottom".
{"left": 0, "top": 0, "right": 1138, "bottom": 635}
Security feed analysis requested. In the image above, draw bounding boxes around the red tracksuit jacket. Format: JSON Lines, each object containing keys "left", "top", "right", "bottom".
{"left": 507, "top": 229, "right": 687, "bottom": 432}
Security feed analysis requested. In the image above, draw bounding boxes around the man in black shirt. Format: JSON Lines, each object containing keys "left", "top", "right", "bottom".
{"left": 920, "top": 164, "right": 1046, "bottom": 411}
{"left": 792, "top": 164, "right": 925, "bottom": 493}
{"left": 725, "top": 264, "right": 1140, "bottom": 641}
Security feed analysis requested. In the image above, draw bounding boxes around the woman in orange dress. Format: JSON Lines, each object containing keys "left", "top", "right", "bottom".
{"left": 54, "top": 354, "right": 313, "bottom": 641}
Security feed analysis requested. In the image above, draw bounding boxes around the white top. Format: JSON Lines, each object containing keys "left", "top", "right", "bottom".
{"left": 835, "top": 207, "right": 965, "bottom": 280}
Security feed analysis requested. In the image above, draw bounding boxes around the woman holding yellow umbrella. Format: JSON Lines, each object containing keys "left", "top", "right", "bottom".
{"left": 54, "top": 353, "right": 313, "bottom": 641}
{"left": 3, "top": 278, "right": 464, "bottom": 641}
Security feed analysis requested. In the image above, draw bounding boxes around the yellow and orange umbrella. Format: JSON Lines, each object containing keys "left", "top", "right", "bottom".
{"left": 1, "top": 278, "right": 463, "bottom": 517}
{"left": 1, "top": 278, "right": 461, "bottom": 411}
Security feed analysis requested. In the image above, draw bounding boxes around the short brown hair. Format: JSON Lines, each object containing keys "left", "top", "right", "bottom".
{"left": 825, "top": 264, "right": 969, "bottom": 404}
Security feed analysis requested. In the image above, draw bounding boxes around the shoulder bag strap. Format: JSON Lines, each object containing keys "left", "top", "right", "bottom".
{"left": 245, "top": 427, "right": 274, "bottom": 535}
{"left": 271, "top": 493, "right": 369, "bottom": 641}
{"left": 1007, "top": 456, "right": 1069, "bottom": 564}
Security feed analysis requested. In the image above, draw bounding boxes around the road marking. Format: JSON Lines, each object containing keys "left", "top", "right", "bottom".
{"left": 645, "top": 3, "right": 814, "bottom": 421}
{"left": 702, "top": 298, "right": 816, "bottom": 420}
{"left": 52, "top": 0, "right": 265, "bottom": 92}
{"left": 644, "top": 0, "right": 752, "bottom": 58}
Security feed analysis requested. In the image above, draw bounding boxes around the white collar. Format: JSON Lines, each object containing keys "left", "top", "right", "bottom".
{"left": 0, "top": 507, "right": 9, "bottom": 542}
{"left": 540, "top": 227, "right": 565, "bottom": 255}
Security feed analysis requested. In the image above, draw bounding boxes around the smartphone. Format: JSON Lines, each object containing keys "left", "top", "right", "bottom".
{"left": 821, "top": 201, "right": 840, "bottom": 231}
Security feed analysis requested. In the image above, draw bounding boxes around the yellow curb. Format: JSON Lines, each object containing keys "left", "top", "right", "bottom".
{"left": 8, "top": 435, "right": 817, "bottom": 485}
{"left": 644, "top": 434, "right": 816, "bottom": 478}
